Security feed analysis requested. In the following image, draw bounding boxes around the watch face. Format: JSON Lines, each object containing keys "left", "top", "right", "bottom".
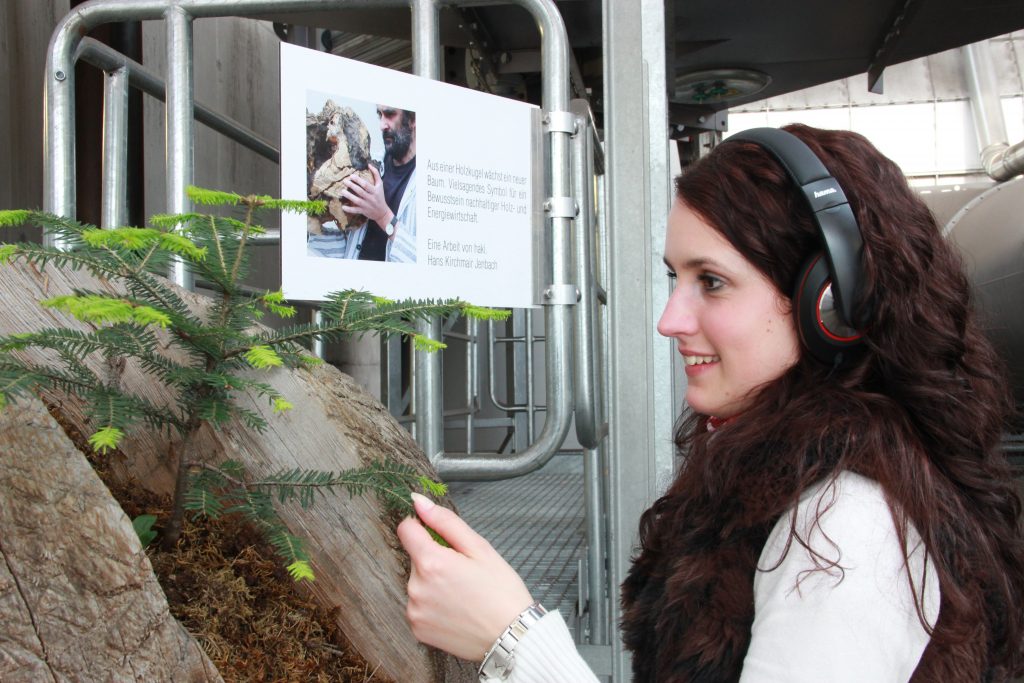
{"left": 385, "top": 223, "right": 395, "bottom": 236}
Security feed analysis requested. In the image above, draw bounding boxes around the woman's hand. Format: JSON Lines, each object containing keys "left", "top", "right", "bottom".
{"left": 397, "top": 492, "right": 534, "bottom": 662}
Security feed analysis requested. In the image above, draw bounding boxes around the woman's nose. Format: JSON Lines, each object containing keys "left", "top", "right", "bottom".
{"left": 657, "top": 286, "right": 698, "bottom": 338}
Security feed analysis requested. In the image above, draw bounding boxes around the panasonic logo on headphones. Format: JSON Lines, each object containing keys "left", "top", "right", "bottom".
{"left": 813, "top": 187, "right": 837, "bottom": 198}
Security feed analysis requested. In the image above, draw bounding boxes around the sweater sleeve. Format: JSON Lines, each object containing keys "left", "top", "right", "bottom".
{"left": 385, "top": 170, "right": 416, "bottom": 263}
{"left": 387, "top": 218, "right": 416, "bottom": 263}
{"left": 739, "top": 472, "right": 940, "bottom": 683}
{"left": 506, "top": 610, "right": 601, "bottom": 683}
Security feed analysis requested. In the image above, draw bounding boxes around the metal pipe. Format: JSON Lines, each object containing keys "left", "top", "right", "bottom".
{"left": 166, "top": 5, "right": 196, "bottom": 290}
{"left": 595, "top": 168, "right": 613, "bottom": 639}
{"left": 484, "top": 313, "right": 545, "bottom": 416}
{"left": 384, "top": 335, "right": 404, "bottom": 418}
{"left": 415, "top": 318, "right": 444, "bottom": 463}
{"left": 575, "top": 100, "right": 609, "bottom": 642}
{"left": 101, "top": 66, "right": 130, "bottom": 228}
{"left": 584, "top": 445, "right": 608, "bottom": 643}
{"left": 963, "top": 40, "right": 1024, "bottom": 182}
{"left": 488, "top": 319, "right": 520, "bottom": 412}
{"left": 44, "top": 12, "right": 79, "bottom": 242}
{"left": 409, "top": 0, "right": 445, "bottom": 463}
{"left": 78, "top": 39, "right": 279, "bottom": 163}
{"left": 312, "top": 309, "right": 325, "bottom": 359}
{"left": 466, "top": 316, "right": 479, "bottom": 454}
{"left": 247, "top": 229, "right": 281, "bottom": 245}
{"left": 525, "top": 308, "right": 536, "bottom": 443}
{"left": 570, "top": 101, "right": 606, "bottom": 448}
{"left": 436, "top": 0, "right": 575, "bottom": 480}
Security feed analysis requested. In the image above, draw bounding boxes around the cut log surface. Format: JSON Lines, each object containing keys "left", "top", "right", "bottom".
{"left": 0, "top": 399, "right": 222, "bottom": 683}
{"left": 0, "top": 261, "right": 477, "bottom": 683}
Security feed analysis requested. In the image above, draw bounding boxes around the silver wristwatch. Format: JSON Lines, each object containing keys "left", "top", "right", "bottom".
{"left": 478, "top": 602, "right": 547, "bottom": 681}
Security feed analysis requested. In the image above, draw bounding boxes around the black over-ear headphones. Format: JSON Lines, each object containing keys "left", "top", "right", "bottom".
{"left": 726, "top": 128, "right": 866, "bottom": 367}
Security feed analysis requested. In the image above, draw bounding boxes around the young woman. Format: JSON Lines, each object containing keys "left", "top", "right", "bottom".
{"left": 397, "top": 124, "right": 1024, "bottom": 682}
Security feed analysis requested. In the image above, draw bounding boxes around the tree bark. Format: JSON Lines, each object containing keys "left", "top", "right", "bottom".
{"left": 0, "top": 261, "right": 476, "bottom": 683}
{"left": 0, "top": 398, "right": 222, "bottom": 682}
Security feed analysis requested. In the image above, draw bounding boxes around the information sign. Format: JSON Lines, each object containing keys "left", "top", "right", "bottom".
{"left": 280, "top": 43, "right": 539, "bottom": 307}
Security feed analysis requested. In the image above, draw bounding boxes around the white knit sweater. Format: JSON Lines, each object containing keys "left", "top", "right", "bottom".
{"left": 503, "top": 472, "right": 939, "bottom": 682}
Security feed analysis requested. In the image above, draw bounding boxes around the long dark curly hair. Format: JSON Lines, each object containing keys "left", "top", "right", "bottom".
{"left": 621, "top": 124, "right": 1024, "bottom": 681}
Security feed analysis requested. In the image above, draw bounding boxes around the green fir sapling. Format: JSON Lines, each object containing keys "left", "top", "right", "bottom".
{"left": 0, "top": 186, "right": 507, "bottom": 580}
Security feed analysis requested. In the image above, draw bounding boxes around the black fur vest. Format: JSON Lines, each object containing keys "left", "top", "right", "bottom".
{"left": 620, "top": 498, "right": 773, "bottom": 683}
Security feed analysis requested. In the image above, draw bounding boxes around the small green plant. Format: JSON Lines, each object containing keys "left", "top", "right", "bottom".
{"left": 132, "top": 514, "right": 159, "bottom": 548}
{"left": 0, "top": 186, "right": 508, "bottom": 580}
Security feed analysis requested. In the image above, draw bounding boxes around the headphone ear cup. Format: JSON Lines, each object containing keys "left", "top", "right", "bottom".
{"left": 793, "top": 253, "right": 865, "bottom": 366}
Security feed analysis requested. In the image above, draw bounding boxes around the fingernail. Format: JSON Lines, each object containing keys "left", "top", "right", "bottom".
{"left": 410, "top": 491, "right": 435, "bottom": 511}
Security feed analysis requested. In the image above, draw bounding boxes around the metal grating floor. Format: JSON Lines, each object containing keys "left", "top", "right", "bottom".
{"left": 447, "top": 455, "right": 585, "bottom": 634}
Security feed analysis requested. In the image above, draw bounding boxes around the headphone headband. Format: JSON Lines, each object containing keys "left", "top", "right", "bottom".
{"left": 727, "top": 128, "right": 864, "bottom": 329}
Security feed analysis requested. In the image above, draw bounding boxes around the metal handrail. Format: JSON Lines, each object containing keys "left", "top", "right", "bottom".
{"left": 79, "top": 38, "right": 279, "bottom": 163}
{"left": 76, "top": 36, "right": 279, "bottom": 230}
{"left": 412, "top": 0, "right": 576, "bottom": 481}
{"left": 570, "top": 99, "right": 608, "bottom": 449}
{"left": 44, "top": 0, "right": 578, "bottom": 481}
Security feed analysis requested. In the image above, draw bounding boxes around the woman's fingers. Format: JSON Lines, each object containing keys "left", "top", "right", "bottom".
{"left": 397, "top": 494, "right": 536, "bottom": 660}
{"left": 408, "top": 492, "right": 493, "bottom": 558}
{"left": 396, "top": 514, "right": 436, "bottom": 561}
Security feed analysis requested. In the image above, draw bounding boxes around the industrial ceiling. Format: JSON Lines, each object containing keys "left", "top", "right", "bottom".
{"left": 263, "top": 1, "right": 1024, "bottom": 134}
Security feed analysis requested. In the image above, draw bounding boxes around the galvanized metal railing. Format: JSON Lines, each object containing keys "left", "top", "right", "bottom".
{"left": 76, "top": 37, "right": 279, "bottom": 231}
{"left": 417, "top": 0, "right": 584, "bottom": 481}
{"left": 43, "top": 0, "right": 610, "bottom": 648}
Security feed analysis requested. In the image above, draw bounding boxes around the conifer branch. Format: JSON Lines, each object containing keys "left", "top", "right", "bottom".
{"left": 1, "top": 186, "right": 466, "bottom": 580}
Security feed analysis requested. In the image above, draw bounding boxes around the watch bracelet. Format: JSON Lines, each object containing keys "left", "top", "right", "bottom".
{"left": 477, "top": 602, "right": 548, "bottom": 681}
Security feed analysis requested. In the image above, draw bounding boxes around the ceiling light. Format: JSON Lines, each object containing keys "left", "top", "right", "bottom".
{"left": 674, "top": 68, "right": 771, "bottom": 105}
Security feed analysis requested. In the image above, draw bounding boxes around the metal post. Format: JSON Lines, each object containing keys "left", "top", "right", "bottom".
{"left": 102, "top": 66, "right": 130, "bottom": 228}
{"left": 166, "top": 5, "right": 195, "bottom": 290}
{"left": 570, "top": 100, "right": 605, "bottom": 448}
{"left": 312, "top": 309, "right": 325, "bottom": 359}
{"left": 603, "top": 0, "right": 672, "bottom": 677}
{"left": 515, "top": 310, "right": 532, "bottom": 450}
{"left": 384, "top": 335, "right": 404, "bottom": 416}
{"left": 410, "top": 0, "right": 445, "bottom": 462}
{"left": 571, "top": 101, "right": 609, "bottom": 646}
{"left": 583, "top": 444, "right": 607, "bottom": 644}
{"left": 466, "top": 316, "right": 478, "bottom": 453}
{"left": 44, "top": 13, "right": 79, "bottom": 242}
{"left": 596, "top": 167, "right": 614, "bottom": 648}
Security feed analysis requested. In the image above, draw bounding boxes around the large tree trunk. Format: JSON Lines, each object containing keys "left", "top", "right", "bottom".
{"left": 0, "top": 398, "right": 222, "bottom": 682}
{"left": 0, "top": 261, "right": 476, "bottom": 683}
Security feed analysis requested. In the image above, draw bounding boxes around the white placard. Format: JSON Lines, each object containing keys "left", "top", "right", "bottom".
{"left": 280, "top": 43, "right": 538, "bottom": 307}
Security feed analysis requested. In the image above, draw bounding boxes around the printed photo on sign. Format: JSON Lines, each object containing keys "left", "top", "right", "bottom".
{"left": 305, "top": 92, "right": 417, "bottom": 264}
{"left": 280, "top": 43, "right": 538, "bottom": 307}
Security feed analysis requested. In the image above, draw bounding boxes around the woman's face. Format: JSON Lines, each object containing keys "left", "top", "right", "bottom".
{"left": 658, "top": 200, "right": 801, "bottom": 418}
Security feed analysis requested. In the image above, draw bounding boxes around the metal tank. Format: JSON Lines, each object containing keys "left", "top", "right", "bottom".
{"left": 944, "top": 175, "right": 1024, "bottom": 402}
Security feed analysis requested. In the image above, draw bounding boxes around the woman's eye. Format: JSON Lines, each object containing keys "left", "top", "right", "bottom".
{"left": 699, "top": 273, "right": 724, "bottom": 291}
{"left": 666, "top": 270, "right": 677, "bottom": 280}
